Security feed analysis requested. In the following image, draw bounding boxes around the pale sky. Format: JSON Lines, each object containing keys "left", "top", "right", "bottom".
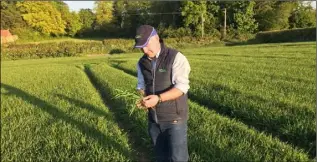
{"left": 63, "top": 1, "right": 95, "bottom": 12}
{"left": 311, "top": 1, "right": 316, "bottom": 9}
{"left": 63, "top": 1, "right": 316, "bottom": 12}
{"left": 302, "top": 1, "right": 316, "bottom": 9}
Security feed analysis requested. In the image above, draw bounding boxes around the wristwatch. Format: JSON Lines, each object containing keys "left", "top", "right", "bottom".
{"left": 157, "top": 94, "right": 162, "bottom": 103}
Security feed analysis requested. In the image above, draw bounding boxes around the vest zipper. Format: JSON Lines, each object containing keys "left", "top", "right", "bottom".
{"left": 152, "top": 62, "right": 155, "bottom": 95}
{"left": 152, "top": 58, "right": 158, "bottom": 95}
{"left": 151, "top": 59, "right": 158, "bottom": 123}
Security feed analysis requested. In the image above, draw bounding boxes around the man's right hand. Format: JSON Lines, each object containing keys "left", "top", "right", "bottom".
{"left": 138, "top": 89, "right": 145, "bottom": 97}
{"left": 136, "top": 98, "right": 149, "bottom": 111}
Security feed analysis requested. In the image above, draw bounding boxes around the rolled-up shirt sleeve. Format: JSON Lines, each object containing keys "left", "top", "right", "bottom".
{"left": 136, "top": 63, "right": 145, "bottom": 90}
{"left": 172, "top": 52, "right": 191, "bottom": 94}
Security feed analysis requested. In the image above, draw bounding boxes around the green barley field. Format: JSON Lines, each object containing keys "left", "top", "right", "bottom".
{"left": 1, "top": 42, "right": 316, "bottom": 161}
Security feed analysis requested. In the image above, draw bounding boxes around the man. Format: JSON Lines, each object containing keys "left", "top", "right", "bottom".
{"left": 134, "top": 25, "right": 191, "bottom": 162}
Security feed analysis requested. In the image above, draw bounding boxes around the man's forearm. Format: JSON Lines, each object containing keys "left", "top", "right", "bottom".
{"left": 159, "top": 87, "right": 183, "bottom": 102}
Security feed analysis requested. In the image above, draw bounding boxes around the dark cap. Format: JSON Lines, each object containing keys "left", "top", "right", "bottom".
{"left": 134, "top": 25, "right": 157, "bottom": 48}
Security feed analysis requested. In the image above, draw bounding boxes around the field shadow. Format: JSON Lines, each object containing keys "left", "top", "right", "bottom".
{"left": 187, "top": 124, "right": 289, "bottom": 162}
{"left": 83, "top": 65, "right": 153, "bottom": 162}
{"left": 187, "top": 82, "right": 315, "bottom": 157}
{"left": 225, "top": 39, "right": 315, "bottom": 47}
{"left": 1, "top": 83, "right": 133, "bottom": 160}
{"left": 54, "top": 94, "right": 114, "bottom": 123}
{"left": 189, "top": 53, "right": 302, "bottom": 60}
{"left": 74, "top": 37, "right": 104, "bottom": 41}
{"left": 109, "top": 61, "right": 137, "bottom": 78}
{"left": 224, "top": 40, "right": 252, "bottom": 46}
{"left": 109, "top": 49, "right": 126, "bottom": 54}
{"left": 110, "top": 60, "right": 127, "bottom": 66}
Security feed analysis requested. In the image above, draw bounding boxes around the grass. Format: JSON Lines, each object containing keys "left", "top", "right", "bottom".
{"left": 86, "top": 63, "right": 311, "bottom": 162}
{"left": 1, "top": 41, "right": 315, "bottom": 161}
{"left": 1, "top": 62, "right": 137, "bottom": 161}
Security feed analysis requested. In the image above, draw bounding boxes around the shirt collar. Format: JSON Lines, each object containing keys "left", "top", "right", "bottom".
{"left": 156, "top": 48, "right": 161, "bottom": 58}
{"left": 147, "top": 48, "right": 161, "bottom": 60}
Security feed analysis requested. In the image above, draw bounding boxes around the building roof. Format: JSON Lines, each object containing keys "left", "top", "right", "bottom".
{"left": 1, "top": 30, "right": 12, "bottom": 37}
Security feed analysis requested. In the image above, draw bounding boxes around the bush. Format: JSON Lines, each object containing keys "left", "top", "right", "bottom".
{"left": 10, "top": 28, "right": 48, "bottom": 42}
{"left": 1, "top": 41, "right": 109, "bottom": 60}
{"left": 164, "top": 36, "right": 219, "bottom": 49}
{"left": 101, "top": 37, "right": 220, "bottom": 53}
{"left": 222, "top": 26, "right": 255, "bottom": 41}
{"left": 1, "top": 36, "right": 222, "bottom": 60}
{"left": 253, "top": 27, "right": 316, "bottom": 43}
{"left": 160, "top": 27, "right": 192, "bottom": 38}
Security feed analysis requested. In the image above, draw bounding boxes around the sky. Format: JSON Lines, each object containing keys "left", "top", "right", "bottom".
{"left": 312, "top": 1, "right": 316, "bottom": 8}
{"left": 63, "top": 1, "right": 95, "bottom": 12}
{"left": 311, "top": 1, "right": 316, "bottom": 8}
{"left": 64, "top": 1, "right": 316, "bottom": 12}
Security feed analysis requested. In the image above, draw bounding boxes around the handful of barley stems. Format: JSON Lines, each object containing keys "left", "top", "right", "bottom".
{"left": 113, "top": 89, "right": 147, "bottom": 116}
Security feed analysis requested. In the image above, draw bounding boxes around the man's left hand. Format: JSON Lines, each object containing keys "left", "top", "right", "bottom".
{"left": 143, "top": 95, "right": 159, "bottom": 108}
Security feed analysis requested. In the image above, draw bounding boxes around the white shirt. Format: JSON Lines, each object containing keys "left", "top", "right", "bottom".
{"left": 136, "top": 51, "right": 191, "bottom": 94}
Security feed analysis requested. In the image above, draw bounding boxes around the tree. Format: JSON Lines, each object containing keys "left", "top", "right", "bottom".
{"left": 65, "top": 12, "right": 82, "bottom": 36}
{"left": 150, "top": 1, "right": 182, "bottom": 28}
{"left": 113, "top": 0, "right": 128, "bottom": 29}
{"left": 112, "top": 0, "right": 154, "bottom": 36}
{"left": 52, "top": 1, "right": 82, "bottom": 36}
{"left": 289, "top": 3, "right": 316, "bottom": 28}
{"left": 94, "top": 1, "right": 115, "bottom": 28}
{"left": 254, "top": 1, "right": 297, "bottom": 31}
{"left": 233, "top": 1, "right": 258, "bottom": 34}
{"left": 16, "top": 1, "right": 66, "bottom": 36}
{"left": 126, "top": 1, "right": 153, "bottom": 30}
{"left": 273, "top": 2, "right": 296, "bottom": 30}
{"left": 254, "top": 1, "right": 276, "bottom": 31}
{"left": 78, "top": 9, "right": 95, "bottom": 30}
{"left": 1, "top": 1, "right": 26, "bottom": 29}
{"left": 181, "top": 1, "right": 207, "bottom": 37}
{"left": 205, "top": 1, "right": 221, "bottom": 35}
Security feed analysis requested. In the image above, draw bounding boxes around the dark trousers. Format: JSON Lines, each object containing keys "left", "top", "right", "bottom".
{"left": 148, "top": 120, "right": 189, "bottom": 162}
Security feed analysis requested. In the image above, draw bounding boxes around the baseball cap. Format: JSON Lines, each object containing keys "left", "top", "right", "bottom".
{"left": 134, "top": 25, "right": 157, "bottom": 48}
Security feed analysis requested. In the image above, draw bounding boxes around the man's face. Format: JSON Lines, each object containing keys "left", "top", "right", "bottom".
{"left": 141, "top": 35, "right": 160, "bottom": 57}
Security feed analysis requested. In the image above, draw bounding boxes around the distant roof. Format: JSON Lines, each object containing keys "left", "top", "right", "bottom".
{"left": 1, "top": 30, "right": 12, "bottom": 37}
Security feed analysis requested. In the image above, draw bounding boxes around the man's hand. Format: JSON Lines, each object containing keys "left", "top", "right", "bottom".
{"left": 143, "top": 95, "right": 159, "bottom": 108}
{"left": 135, "top": 89, "right": 147, "bottom": 110}
{"left": 136, "top": 99, "right": 145, "bottom": 108}
{"left": 138, "top": 89, "right": 145, "bottom": 97}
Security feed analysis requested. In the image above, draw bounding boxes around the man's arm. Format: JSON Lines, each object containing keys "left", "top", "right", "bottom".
{"left": 136, "top": 63, "right": 145, "bottom": 96}
{"left": 159, "top": 87, "right": 183, "bottom": 102}
{"left": 160, "top": 52, "right": 190, "bottom": 102}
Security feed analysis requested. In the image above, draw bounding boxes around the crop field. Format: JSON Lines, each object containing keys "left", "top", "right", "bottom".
{"left": 1, "top": 42, "right": 315, "bottom": 161}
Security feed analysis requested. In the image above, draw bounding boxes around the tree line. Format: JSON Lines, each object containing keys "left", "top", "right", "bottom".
{"left": 1, "top": 1, "right": 315, "bottom": 40}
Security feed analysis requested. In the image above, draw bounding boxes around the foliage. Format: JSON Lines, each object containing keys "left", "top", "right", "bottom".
{"left": 254, "top": 27, "right": 316, "bottom": 43}
{"left": 233, "top": 1, "right": 258, "bottom": 34}
{"left": 0, "top": 1, "right": 26, "bottom": 29}
{"left": 289, "top": 3, "right": 316, "bottom": 28}
{"left": 16, "top": 1, "right": 66, "bottom": 36}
